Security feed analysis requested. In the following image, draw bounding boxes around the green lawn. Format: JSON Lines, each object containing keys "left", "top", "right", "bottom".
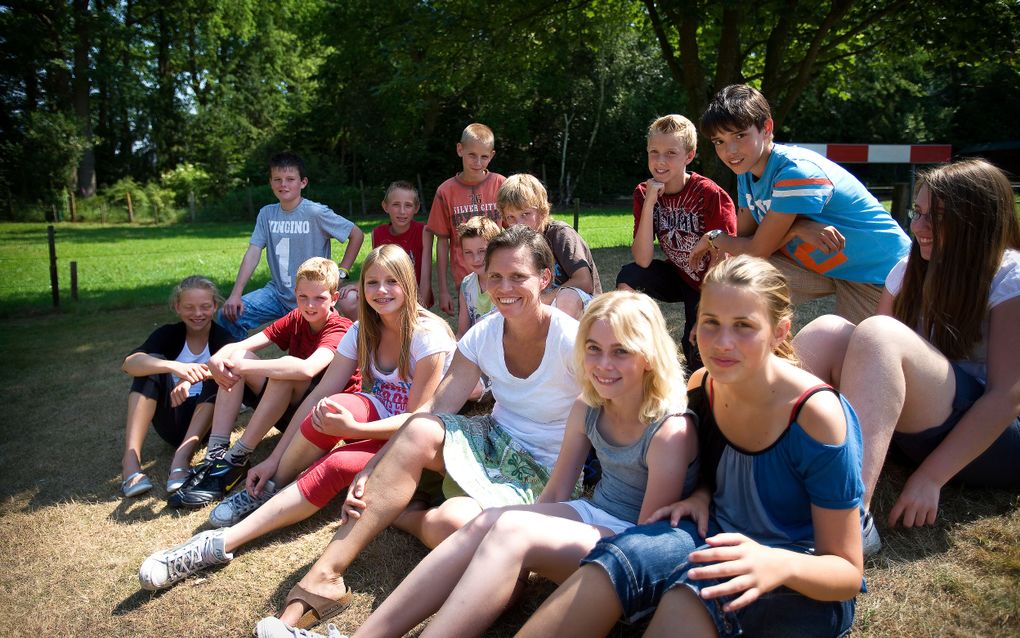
{"left": 1, "top": 212, "right": 1018, "bottom": 637}
{"left": 0, "top": 210, "right": 636, "bottom": 318}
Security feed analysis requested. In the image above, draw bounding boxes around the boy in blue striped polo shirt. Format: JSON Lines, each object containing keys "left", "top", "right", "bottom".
{"left": 689, "top": 84, "right": 910, "bottom": 322}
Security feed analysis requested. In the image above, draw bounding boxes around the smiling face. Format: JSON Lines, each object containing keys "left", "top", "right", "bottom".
{"left": 583, "top": 318, "right": 649, "bottom": 402}
{"left": 485, "top": 245, "right": 550, "bottom": 320}
{"left": 269, "top": 166, "right": 308, "bottom": 210}
{"left": 362, "top": 262, "right": 407, "bottom": 317}
{"left": 295, "top": 278, "right": 339, "bottom": 329}
{"left": 710, "top": 120, "right": 773, "bottom": 179}
{"left": 647, "top": 133, "right": 695, "bottom": 192}
{"left": 175, "top": 288, "right": 216, "bottom": 333}
{"left": 910, "top": 185, "right": 936, "bottom": 261}
{"left": 696, "top": 282, "right": 787, "bottom": 383}
{"left": 382, "top": 188, "right": 419, "bottom": 233}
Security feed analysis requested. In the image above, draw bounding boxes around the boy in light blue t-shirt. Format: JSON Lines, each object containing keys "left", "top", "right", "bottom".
{"left": 689, "top": 84, "right": 910, "bottom": 323}
{"left": 218, "top": 152, "right": 365, "bottom": 340}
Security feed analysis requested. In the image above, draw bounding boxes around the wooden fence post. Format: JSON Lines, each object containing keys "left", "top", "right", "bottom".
{"left": 70, "top": 261, "right": 78, "bottom": 301}
{"left": 48, "top": 225, "right": 59, "bottom": 307}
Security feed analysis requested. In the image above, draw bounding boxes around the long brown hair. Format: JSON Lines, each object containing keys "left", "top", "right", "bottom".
{"left": 356, "top": 245, "right": 450, "bottom": 387}
{"left": 700, "top": 255, "right": 799, "bottom": 365}
{"left": 893, "top": 159, "right": 1020, "bottom": 359}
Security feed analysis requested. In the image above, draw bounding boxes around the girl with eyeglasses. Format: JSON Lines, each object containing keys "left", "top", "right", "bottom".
{"left": 794, "top": 158, "right": 1020, "bottom": 552}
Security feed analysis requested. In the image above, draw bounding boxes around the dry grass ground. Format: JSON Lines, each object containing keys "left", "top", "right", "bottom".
{"left": 0, "top": 245, "right": 1018, "bottom": 637}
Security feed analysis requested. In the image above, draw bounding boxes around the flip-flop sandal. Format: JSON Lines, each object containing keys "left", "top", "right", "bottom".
{"left": 166, "top": 467, "right": 192, "bottom": 493}
{"left": 279, "top": 583, "right": 354, "bottom": 629}
{"left": 122, "top": 471, "right": 153, "bottom": 498}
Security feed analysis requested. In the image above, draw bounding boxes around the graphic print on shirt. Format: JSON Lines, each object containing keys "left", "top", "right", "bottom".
{"left": 656, "top": 197, "right": 708, "bottom": 282}
{"left": 371, "top": 378, "right": 414, "bottom": 416}
{"left": 451, "top": 187, "right": 500, "bottom": 228}
{"left": 743, "top": 191, "right": 847, "bottom": 274}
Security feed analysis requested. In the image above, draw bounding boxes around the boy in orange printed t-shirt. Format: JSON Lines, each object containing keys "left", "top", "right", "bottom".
{"left": 425, "top": 123, "right": 506, "bottom": 316}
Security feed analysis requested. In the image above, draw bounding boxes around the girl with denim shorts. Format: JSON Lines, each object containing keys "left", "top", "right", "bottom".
{"left": 517, "top": 256, "right": 866, "bottom": 638}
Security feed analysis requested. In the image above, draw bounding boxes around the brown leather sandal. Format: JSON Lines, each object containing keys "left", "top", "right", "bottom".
{"left": 279, "top": 583, "right": 354, "bottom": 629}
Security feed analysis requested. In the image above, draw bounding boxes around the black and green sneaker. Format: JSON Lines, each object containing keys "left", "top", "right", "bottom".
{"left": 167, "top": 457, "right": 250, "bottom": 508}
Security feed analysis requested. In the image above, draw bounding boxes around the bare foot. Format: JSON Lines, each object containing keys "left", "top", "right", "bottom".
{"left": 279, "top": 574, "right": 349, "bottom": 626}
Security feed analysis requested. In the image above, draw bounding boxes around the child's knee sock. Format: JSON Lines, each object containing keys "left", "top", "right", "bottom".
{"left": 206, "top": 434, "right": 231, "bottom": 460}
{"left": 224, "top": 440, "right": 255, "bottom": 466}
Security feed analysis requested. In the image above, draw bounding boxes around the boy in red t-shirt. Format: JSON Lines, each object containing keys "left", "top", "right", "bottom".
{"left": 372, "top": 180, "right": 433, "bottom": 308}
{"left": 426, "top": 123, "right": 506, "bottom": 316}
{"left": 170, "top": 257, "right": 357, "bottom": 508}
{"left": 616, "top": 114, "right": 736, "bottom": 369}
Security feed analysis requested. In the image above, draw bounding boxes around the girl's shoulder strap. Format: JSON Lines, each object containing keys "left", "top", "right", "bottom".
{"left": 687, "top": 372, "right": 723, "bottom": 492}
{"left": 788, "top": 384, "right": 837, "bottom": 426}
{"left": 582, "top": 403, "right": 601, "bottom": 437}
{"left": 640, "top": 406, "right": 695, "bottom": 461}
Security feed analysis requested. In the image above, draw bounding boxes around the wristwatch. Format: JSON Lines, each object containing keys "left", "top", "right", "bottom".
{"left": 337, "top": 266, "right": 350, "bottom": 280}
{"left": 706, "top": 229, "right": 723, "bottom": 250}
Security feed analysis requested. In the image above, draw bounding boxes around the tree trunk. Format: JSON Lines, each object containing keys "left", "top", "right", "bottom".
{"left": 558, "top": 111, "right": 573, "bottom": 206}
{"left": 73, "top": 0, "right": 96, "bottom": 197}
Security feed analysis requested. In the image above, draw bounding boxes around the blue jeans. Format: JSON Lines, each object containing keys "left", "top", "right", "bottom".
{"left": 216, "top": 285, "right": 293, "bottom": 341}
{"left": 582, "top": 521, "right": 856, "bottom": 637}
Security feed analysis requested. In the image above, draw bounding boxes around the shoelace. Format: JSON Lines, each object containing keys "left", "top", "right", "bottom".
{"left": 229, "top": 489, "right": 261, "bottom": 514}
{"left": 165, "top": 533, "right": 219, "bottom": 582}
{"left": 227, "top": 482, "right": 274, "bottom": 514}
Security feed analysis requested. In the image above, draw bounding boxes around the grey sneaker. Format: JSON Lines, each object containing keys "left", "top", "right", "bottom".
{"left": 138, "top": 529, "right": 232, "bottom": 591}
{"left": 254, "top": 617, "right": 346, "bottom": 638}
{"left": 862, "top": 511, "right": 882, "bottom": 559}
{"left": 209, "top": 480, "right": 277, "bottom": 528}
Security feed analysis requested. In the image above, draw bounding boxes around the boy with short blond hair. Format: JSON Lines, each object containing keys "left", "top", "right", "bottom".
{"left": 498, "top": 173, "right": 602, "bottom": 319}
{"left": 426, "top": 123, "right": 506, "bottom": 316}
{"left": 372, "top": 180, "right": 434, "bottom": 308}
{"left": 170, "top": 257, "right": 358, "bottom": 508}
{"left": 617, "top": 114, "right": 736, "bottom": 369}
{"left": 218, "top": 152, "right": 365, "bottom": 341}
{"left": 455, "top": 215, "right": 501, "bottom": 338}
{"left": 690, "top": 84, "right": 910, "bottom": 322}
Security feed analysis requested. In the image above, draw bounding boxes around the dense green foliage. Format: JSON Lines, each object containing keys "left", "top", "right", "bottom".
{"left": 1, "top": 1, "right": 1018, "bottom": 221}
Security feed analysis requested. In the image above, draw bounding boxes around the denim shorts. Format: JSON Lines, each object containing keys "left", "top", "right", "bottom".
{"left": 550, "top": 286, "right": 594, "bottom": 310}
{"left": 893, "top": 363, "right": 1020, "bottom": 487}
{"left": 215, "top": 285, "right": 293, "bottom": 341}
{"left": 581, "top": 521, "right": 855, "bottom": 638}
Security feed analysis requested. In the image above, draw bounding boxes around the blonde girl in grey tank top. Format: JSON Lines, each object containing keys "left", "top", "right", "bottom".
{"left": 339, "top": 291, "right": 701, "bottom": 638}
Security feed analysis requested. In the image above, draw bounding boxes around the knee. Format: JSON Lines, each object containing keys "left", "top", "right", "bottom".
{"left": 555, "top": 289, "right": 584, "bottom": 319}
{"left": 486, "top": 511, "right": 535, "bottom": 549}
{"left": 850, "top": 315, "right": 908, "bottom": 354}
{"left": 797, "top": 314, "right": 855, "bottom": 347}
{"left": 398, "top": 414, "right": 446, "bottom": 456}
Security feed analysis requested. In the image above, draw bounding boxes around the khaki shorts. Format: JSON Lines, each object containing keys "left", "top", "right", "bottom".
{"left": 768, "top": 254, "right": 882, "bottom": 324}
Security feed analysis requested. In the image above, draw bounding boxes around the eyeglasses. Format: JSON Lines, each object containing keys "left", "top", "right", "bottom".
{"left": 907, "top": 209, "right": 933, "bottom": 222}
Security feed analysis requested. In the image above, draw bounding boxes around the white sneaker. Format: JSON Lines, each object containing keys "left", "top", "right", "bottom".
{"left": 138, "top": 529, "right": 232, "bottom": 590}
{"left": 209, "top": 480, "right": 277, "bottom": 528}
{"left": 254, "top": 617, "right": 346, "bottom": 638}
{"left": 862, "top": 511, "right": 882, "bottom": 559}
